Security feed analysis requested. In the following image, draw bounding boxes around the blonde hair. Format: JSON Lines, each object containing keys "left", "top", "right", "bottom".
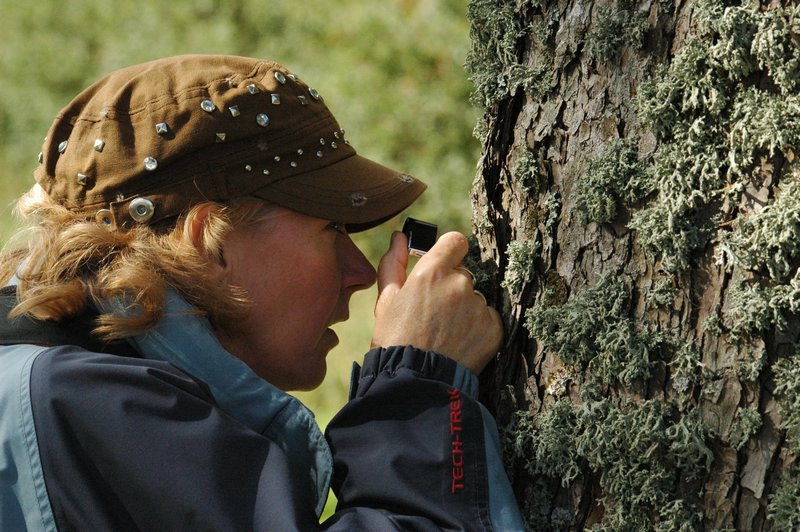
{"left": 0, "top": 185, "right": 274, "bottom": 340}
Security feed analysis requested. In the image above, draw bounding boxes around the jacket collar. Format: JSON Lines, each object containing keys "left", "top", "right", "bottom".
{"left": 117, "top": 289, "right": 333, "bottom": 517}
{"left": 0, "top": 285, "right": 137, "bottom": 356}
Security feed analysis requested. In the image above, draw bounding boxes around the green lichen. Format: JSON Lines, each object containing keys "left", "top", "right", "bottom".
{"left": 521, "top": 275, "right": 716, "bottom": 525}
{"left": 577, "top": 398, "right": 712, "bottom": 531}
{"left": 631, "top": 0, "right": 800, "bottom": 273}
{"left": 726, "top": 406, "right": 763, "bottom": 450}
{"left": 773, "top": 352, "right": 800, "bottom": 454}
{"left": 751, "top": 6, "right": 800, "bottom": 95}
{"left": 508, "top": 60, "right": 552, "bottom": 102}
{"left": 768, "top": 468, "right": 800, "bottom": 530}
{"left": 504, "top": 396, "right": 712, "bottom": 532}
{"left": 573, "top": 137, "right": 652, "bottom": 225}
{"left": 725, "top": 281, "right": 775, "bottom": 336}
{"left": 502, "top": 240, "right": 540, "bottom": 296}
{"left": 726, "top": 177, "right": 800, "bottom": 283}
{"left": 764, "top": 349, "right": 800, "bottom": 528}
{"left": 473, "top": 205, "right": 493, "bottom": 234}
{"left": 525, "top": 276, "right": 662, "bottom": 388}
{"left": 727, "top": 90, "right": 800, "bottom": 177}
{"left": 505, "top": 400, "right": 580, "bottom": 485}
{"left": 465, "top": 0, "right": 524, "bottom": 107}
{"left": 544, "top": 189, "right": 561, "bottom": 231}
{"left": 725, "top": 276, "right": 800, "bottom": 336}
{"left": 628, "top": 201, "right": 712, "bottom": 273}
{"left": 530, "top": 7, "right": 559, "bottom": 45}
{"left": 668, "top": 343, "right": 702, "bottom": 395}
{"left": 701, "top": 314, "right": 723, "bottom": 336}
{"left": 513, "top": 147, "right": 541, "bottom": 195}
{"left": 648, "top": 277, "right": 676, "bottom": 308}
{"left": 586, "top": 5, "right": 648, "bottom": 64}
{"left": 466, "top": 0, "right": 553, "bottom": 108}
{"left": 654, "top": 500, "right": 704, "bottom": 532}
{"left": 734, "top": 348, "right": 766, "bottom": 383}
{"left": 521, "top": 478, "right": 573, "bottom": 531}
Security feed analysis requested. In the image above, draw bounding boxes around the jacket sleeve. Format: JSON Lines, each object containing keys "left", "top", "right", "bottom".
{"left": 325, "top": 346, "right": 524, "bottom": 531}
{"left": 29, "top": 345, "right": 522, "bottom": 531}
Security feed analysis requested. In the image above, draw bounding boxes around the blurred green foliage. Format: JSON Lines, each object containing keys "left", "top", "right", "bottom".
{"left": 0, "top": 0, "right": 479, "bottom": 446}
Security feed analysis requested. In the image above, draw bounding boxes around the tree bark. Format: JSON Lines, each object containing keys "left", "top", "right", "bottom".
{"left": 467, "top": 0, "right": 800, "bottom": 529}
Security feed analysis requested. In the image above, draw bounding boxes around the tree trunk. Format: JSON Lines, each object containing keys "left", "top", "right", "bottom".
{"left": 466, "top": 0, "right": 800, "bottom": 529}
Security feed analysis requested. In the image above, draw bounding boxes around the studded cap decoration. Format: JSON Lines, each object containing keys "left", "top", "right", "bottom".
{"left": 34, "top": 54, "right": 426, "bottom": 231}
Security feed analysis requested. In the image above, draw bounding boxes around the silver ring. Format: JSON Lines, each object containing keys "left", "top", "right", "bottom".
{"left": 474, "top": 289, "right": 487, "bottom": 305}
{"left": 455, "top": 266, "right": 476, "bottom": 286}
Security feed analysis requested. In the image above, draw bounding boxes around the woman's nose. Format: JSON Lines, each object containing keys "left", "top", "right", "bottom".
{"left": 339, "top": 235, "right": 377, "bottom": 292}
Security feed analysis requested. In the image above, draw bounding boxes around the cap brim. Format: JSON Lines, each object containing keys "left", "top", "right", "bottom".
{"left": 251, "top": 154, "right": 426, "bottom": 232}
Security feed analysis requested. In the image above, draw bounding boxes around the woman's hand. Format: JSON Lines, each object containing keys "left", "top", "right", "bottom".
{"left": 372, "top": 231, "right": 503, "bottom": 374}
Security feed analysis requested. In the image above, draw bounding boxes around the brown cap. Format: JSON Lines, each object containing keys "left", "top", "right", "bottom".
{"left": 34, "top": 54, "right": 426, "bottom": 231}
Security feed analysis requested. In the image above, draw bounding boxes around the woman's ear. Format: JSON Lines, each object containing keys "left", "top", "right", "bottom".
{"left": 189, "top": 203, "right": 226, "bottom": 269}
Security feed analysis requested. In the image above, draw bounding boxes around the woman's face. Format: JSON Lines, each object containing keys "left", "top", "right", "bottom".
{"left": 214, "top": 208, "right": 376, "bottom": 391}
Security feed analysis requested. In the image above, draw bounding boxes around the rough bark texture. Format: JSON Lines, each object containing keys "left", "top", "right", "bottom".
{"left": 467, "top": 0, "right": 800, "bottom": 529}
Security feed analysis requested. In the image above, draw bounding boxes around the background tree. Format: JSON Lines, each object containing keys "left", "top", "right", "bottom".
{"left": 466, "top": 0, "right": 800, "bottom": 529}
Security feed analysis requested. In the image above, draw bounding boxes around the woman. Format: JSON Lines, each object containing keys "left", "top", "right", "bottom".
{"left": 0, "top": 55, "right": 523, "bottom": 530}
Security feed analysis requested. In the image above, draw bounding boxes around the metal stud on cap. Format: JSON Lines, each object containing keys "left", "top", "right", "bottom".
{"left": 274, "top": 71, "right": 287, "bottom": 84}
{"left": 350, "top": 193, "right": 368, "bottom": 207}
{"left": 129, "top": 197, "right": 155, "bottom": 223}
{"left": 155, "top": 122, "right": 170, "bottom": 135}
{"left": 271, "top": 94, "right": 281, "bottom": 105}
{"left": 38, "top": 152, "right": 43, "bottom": 164}
{"left": 143, "top": 156, "right": 158, "bottom": 171}
{"left": 93, "top": 139, "right": 105, "bottom": 152}
{"left": 308, "top": 87, "right": 321, "bottom": 100}
{"left": 76, "top": 173, "right": 88, "bottom": 186}
{"left": 247, "top": 83, "right": 260, "bottom": 95}
{"left": 256, "top": 114, "right": 270, "bottom": 127}
{"left": 229, "top": 105, "right": 241, "bottom": 117}
{"left": 200, "top": 99, "right": 216, "bottom": 112}
{"left": 95, "top": 209, "right": 114, "bottom": 226}
{"left": 216, "top": 133, "right": 227, "bottom": 142}
{"left": 57, "top": 140, "right": 69, "bottom": 153}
